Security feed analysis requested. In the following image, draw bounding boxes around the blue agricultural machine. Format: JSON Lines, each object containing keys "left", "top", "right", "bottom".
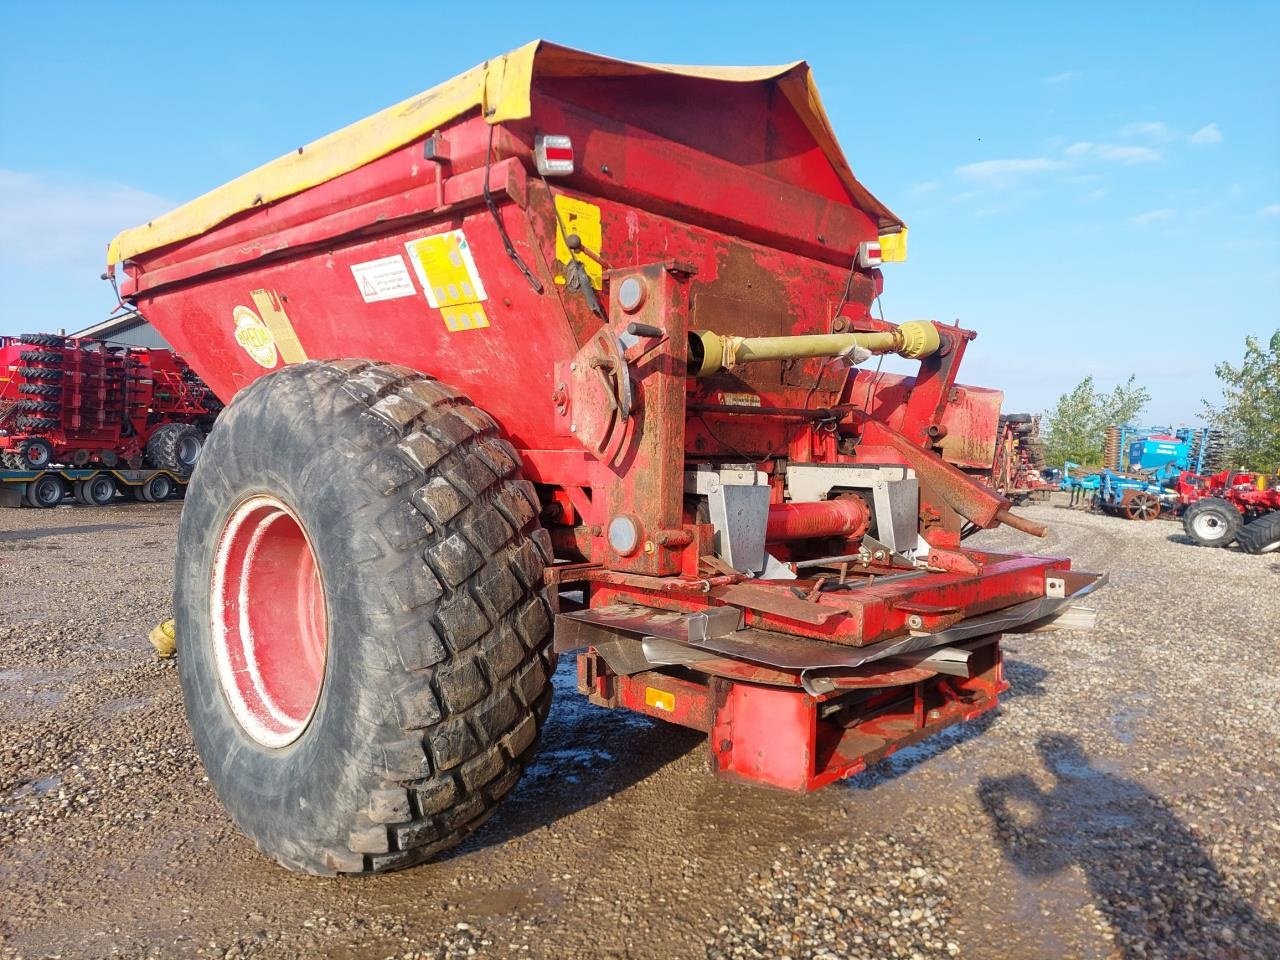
{"left": 1062, "top": 425, "right": 1223, "bottom": 521}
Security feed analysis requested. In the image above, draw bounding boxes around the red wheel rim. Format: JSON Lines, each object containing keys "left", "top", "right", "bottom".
{"left": 212, "top": 496, "right": 328, "bottom": 748}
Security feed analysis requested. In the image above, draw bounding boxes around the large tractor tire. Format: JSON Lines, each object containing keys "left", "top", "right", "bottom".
{"left": 1236, "top": 511, "right": 1280, "bottom": 555}
{"left": 1181, "top": 497, "right": 1242, "bottom": 548}
{"left": 145, "top": 423, "right": 204, "bottom": 476}
{"left": 175, "top": 360, "right": 554, "bottom": 875}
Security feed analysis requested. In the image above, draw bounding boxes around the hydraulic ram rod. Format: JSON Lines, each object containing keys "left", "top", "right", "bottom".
{"left": 688, "top": 320, "right": 940, "bottom": 377}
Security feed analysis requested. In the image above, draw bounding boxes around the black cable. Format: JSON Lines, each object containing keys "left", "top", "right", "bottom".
{"left": 692, "top": 413, "right": 771, "bottom": 463}
{"left": 484, "top": 124, "right": 543, "bottom": 294}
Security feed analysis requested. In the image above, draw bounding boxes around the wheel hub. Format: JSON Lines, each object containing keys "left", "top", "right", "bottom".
{"left": 212, "top": 495, "right": 328, "bottom": 748}
{"left": 1193, "top": 514, "right": 1221, "bottom": 536}
{"left": 178, "top": 435, "right": 202, "bottom": 467}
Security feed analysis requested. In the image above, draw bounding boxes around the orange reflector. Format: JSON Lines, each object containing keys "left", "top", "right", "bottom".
{"left": 645, "top": 687, "right": 675, "bottom": 712}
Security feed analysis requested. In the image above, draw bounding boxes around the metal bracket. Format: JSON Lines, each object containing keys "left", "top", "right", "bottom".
{"left": 686, "top": 464, "right": 771, "bottom": 574}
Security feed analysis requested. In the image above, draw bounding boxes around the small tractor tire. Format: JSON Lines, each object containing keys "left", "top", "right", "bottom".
{"left": 1181, "top": 497, "right": 1242, "bottom": 548}
{"left": 16, "top": 400, "right": 60, "bottom": 414}
{"left": 175, "top": 360, "right": 554, "bottom": 876}
{"left": 17, "top": 367, "right": 62, "bottom": 381}
{"left": 20, "top": 333, "right": 66, "bottom": 347}
{"left": 19, "top": 350, "right": 63, "bottom": 364}
{"left": 16, "top": 416, "right": 59, "bottom": 430}
{"left": 18, "top": 438, "right": 54, "bottom": 470}
{"left": 24, "top": 473, "right": 65, "bottom": 508}
{"left": 1, "top": 452, "right": 23, "bottom": 470}
{"left": 146, "top": 423, "right": 204, "bottom": 476}
{"left": 19, "top": 383, "right": 60, "bottom": 397}
{"left": 1235, "top": 511, "right": 1280, "bottom": 555}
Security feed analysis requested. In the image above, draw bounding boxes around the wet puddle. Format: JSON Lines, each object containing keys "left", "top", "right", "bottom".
{"left": 0, "top": 667, "right": 70, "bottom": 714}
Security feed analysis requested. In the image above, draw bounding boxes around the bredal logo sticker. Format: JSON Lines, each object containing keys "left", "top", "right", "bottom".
{"left": 232, "top": 305, "right": 279, "bottom": 368}
{"left": 231, "top": 290, "right": 309, "bottom": 368}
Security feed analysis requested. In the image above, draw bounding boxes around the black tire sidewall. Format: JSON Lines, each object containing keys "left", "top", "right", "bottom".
{"left": 177, "top": 370, "right": 417, "bottom": 865}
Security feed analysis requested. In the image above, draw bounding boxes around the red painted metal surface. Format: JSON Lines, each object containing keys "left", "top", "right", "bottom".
{"left": 0, "top": 335, "right": 220, "bottom": 467}
{"left": 113, "top": 58, "right": 1095, "bottom": 793}
{"left": 576, "top": 641, "right": 1005, "bottom": 792}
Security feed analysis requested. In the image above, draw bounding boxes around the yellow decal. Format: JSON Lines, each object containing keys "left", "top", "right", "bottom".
{"left": 878, "top": 227, "right": 908, "bottom": 263}
{"left": 405, "top": 230, "right": 491, "bottom": 332}
{"left": 232, "top": 306, "right": 279, "bottom": 368}
{"left": 553, "top": 195, "right": 602, "bottom": 290}
{"left": 439, "top": 303, "right": 490, "bottom": 332}
{"left": 645, "top": 687, "right": 675, "bottom": 713}
{"left": 250, "top": 289, "right": 308, "bottom": 364}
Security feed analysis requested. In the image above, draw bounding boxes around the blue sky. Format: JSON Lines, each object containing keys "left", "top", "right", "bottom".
{"left": 2, "top": 1, "right": 1276, "bottom": 423}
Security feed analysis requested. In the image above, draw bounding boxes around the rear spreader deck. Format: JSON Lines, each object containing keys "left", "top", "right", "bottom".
{"left": 553, "top": 557, "right": 1102, "bottom": 790}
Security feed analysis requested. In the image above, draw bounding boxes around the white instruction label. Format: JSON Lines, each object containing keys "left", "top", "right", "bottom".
{"left": 350, "top": 255, "right": 416, "bottom": 303}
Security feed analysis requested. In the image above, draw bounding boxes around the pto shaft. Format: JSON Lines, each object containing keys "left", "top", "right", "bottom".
{"left": 688, "top": 320, "right": 940, "bottom": 377}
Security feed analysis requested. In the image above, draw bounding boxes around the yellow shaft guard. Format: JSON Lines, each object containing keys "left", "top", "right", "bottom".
{"left": 106, "top": 41, "right": 905, "bottom": 266}
{"left": 690, "top": 321, "right": 940, "bottom": 377}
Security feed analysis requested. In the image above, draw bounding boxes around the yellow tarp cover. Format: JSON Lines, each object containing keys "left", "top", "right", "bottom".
{"left": 107, "top": 40, "right": 903, "bottom": 266}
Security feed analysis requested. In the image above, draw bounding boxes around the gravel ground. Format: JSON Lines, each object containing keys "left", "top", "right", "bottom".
{"left": 1, "top": 496, "right": 1277, "bottom": 959}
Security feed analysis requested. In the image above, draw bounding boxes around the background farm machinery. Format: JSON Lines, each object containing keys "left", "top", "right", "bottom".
{"left": 1178, "top": 469, "right": 1280, "bottom": 552}
{"left": 989, "top": 413, "right": 1054, "bottom": 504}
{"left": 0, "top": 333, "right": 221, "bottom": 472}
{"left": 1057, "top": 424, "right": 1280, "bottom": 550}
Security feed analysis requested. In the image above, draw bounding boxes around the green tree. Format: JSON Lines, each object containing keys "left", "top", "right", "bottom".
{"left": 1043, "top": 374, "right": 1150, "bottom": 467}
{"left": 1203, "top": 330, "right": 1280, "bottom": 471}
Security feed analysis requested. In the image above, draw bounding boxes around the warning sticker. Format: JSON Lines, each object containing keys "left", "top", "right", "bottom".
{"left": 404, "top": 230, "right": 491, "bottom": 332}
{"left": 553, "top": 195, "right": 603, "bottom": 290}
{"left": 405, "top": 231, "right": 488, "bottom": 308}
{"left": 350, "top": 255, "right": 416, "bottom": 303}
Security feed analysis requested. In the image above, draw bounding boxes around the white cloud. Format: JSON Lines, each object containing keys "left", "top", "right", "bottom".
{"left": 1044, "top": 71, "right": 1080, "bottom": 84}
{"left": 1085, "top": 188, "right": 1108, "bottom": 202}
{"left": 1190, "top": 123, "right": 1223, "bottom": 145}
{"left": 1094, "top": 144, "right": 1162, "bottom": 164}
{"left": 1120, "top": 120, "right": 1176, "bottom": 142}
{"left": 0, "top": 169, "right": 171, "bottom": 269}
{"left": 1129, "top": 208, "right": 1175, "bottom": 226}
{"left": 910, "top": 180, "right": 939, "bottom": 195}
{"left": 953, "top": 157, "right": 1066, "bottom": 185}
{"left": 1059, "top": 142, "right": 1160, "bottom": 164}
{"left": 1261, "top": 204, "right": 1280, "bottom": 218}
